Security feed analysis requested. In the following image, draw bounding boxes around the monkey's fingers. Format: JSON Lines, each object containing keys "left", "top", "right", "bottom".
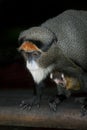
{"left": 20, "top": 100, "right": 32, "bottom": 110}
{"left": 49, "top": 95, "right": 62, "bottom": 112}
{"left": 80, "top": 102, "right": 87, "bottom": 116}
{"left": 19, "top": 96, "right": 40, "bottom": 111}
{"left": 80, "top": 97, "right": 87, "bottom": 116}
{"left": 49, "top": 101, "right": 57, "bottom": 112}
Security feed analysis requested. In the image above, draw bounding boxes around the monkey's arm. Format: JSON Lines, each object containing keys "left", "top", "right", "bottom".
{"left": 20, "top": 81, "right": 45, "bottom": 110}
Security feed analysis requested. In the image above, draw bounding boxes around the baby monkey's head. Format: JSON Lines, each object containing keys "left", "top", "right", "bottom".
{"left": 50, "top": 71, "right": 66, "bottom": 87}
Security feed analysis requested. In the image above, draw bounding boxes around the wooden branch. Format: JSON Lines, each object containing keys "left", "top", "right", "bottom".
{"left": 0, "top": 89, "right": 87, "bottom": 130}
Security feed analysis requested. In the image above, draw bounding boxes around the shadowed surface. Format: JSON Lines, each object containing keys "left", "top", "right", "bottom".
{"left": 0, "top": 89, "right": 87, "bottom": 130}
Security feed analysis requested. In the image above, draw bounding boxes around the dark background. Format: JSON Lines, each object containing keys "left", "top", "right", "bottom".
{"left": 0, "top": 0, "right": 87, "bottom": 49}
{"left": 0, "top": 0, "right": 87, "bottom": 89}
{"left": 0, "top": 1, "right": 87, "bottom": 28}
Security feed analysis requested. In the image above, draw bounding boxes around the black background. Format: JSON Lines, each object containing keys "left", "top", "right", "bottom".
{"left": 0, "top": 0, "right": 87, "bottom": 48}
{"left": 0, "top": 0, "right": 87, "bottom": 28}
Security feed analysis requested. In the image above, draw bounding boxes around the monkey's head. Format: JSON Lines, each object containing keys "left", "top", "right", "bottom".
{"left": 18, "top": 27, "right": 57, "bottom": 71}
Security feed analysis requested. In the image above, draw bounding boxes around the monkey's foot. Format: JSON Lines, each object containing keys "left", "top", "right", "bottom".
{"left": 49, "top": 94, "right": 66, "bottom": 111}
{"left": 80, "top": 98, "right": 87, "bottom": 116}
{"left": 81, "top": 104, "right": 87, "bottom": 116}
{"left": 20, "top": 96, "right": 40, "bottom": 110}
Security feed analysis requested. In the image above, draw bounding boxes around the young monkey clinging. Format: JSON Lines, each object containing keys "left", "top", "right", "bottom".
{"left": 50, "top": 70, "right": 87, "bottom": 115}
{"left": 50, "top": 71, "right": 81, "bottom": 91}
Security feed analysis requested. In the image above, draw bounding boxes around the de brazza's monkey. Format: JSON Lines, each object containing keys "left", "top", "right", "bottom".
{"left": 18, "top": 10, "right": 87, "bottom": 111}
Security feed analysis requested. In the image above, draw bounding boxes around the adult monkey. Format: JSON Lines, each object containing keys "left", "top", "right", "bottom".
{"left": 18, "top": 10, "right": 87, "bottom": 113}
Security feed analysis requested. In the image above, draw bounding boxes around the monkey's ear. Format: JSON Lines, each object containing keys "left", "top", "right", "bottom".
{"left": 50, "top": 73, "right": 53, "bottom": 79}
{"left": 51, "top": 34, "right": 58, "bottom": 47}
{"left": 61, "top": 73, "right": 65, "bottom": 79}
{"left": 53, "top": 34, "right": 58, "bottom": 43}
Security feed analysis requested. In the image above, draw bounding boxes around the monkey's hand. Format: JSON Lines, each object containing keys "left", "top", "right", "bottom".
{"left": 49, "top": 94, "right": 67, "bottom": 111}
{"left": 20, "top": 95, "right": 41, "bottom": 110}
{"left": 20, "top": 83, "right": 44, "bottom": 110}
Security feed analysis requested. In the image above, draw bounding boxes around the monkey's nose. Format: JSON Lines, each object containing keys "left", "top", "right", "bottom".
{"left": 26, "top": 60, "right": 39, "bottom": 71}
{"left": 28, "top": 56, "right": 32, "bottom": 62}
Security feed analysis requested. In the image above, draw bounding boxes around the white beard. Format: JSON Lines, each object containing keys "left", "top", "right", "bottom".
{"left": 26, "top": 60, "right": 53, "bottom": 84}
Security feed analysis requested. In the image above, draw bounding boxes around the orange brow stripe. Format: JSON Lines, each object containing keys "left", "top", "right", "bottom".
{"left": 18, "top": 41, "right": 40, "bottom": 52}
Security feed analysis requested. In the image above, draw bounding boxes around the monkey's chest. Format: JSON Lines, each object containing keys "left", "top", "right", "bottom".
{"left": 26, "top": 60, "right": 54, "bottom": 84}
{"left": 30, "top": 69, "right": 47, "bottom": 84}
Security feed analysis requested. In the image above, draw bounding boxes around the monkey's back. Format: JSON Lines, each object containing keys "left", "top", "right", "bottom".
{"left": 41, "top": 10, "right": 87, "bottom": 71}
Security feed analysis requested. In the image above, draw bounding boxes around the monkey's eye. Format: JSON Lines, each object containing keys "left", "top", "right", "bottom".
{"left": 33, "top": 52, "right": 38, "bottom": 56}
{"left": 32, "top": 51, "right": 41, "bottom": 59}
{"left": 60, "top": 77, "right": 63, "bottom": 80}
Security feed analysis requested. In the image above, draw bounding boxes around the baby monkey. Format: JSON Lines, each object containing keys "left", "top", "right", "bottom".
{"left": 49, "top": 70, "right": 81, "bottom": 111}
{"left": 50, "top": 70, "right": 87, "bottom": 116}
{"left": 50, "top": 71, "right": 81, "bottom": 91}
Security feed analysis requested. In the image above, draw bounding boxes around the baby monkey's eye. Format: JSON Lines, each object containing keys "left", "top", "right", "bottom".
{"left": 60, "top": 77, "right": 63, "bottom": 80}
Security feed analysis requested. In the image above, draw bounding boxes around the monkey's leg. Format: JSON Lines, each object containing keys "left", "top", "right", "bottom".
{"left": 49, "top": 84, "right": 71, "bottom": 111}
{"left": 20, "top": 82, "right": 44, "bottom": 110}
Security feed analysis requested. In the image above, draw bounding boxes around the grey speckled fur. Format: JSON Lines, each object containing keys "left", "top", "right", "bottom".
{"left": 41, "top": 10, "right": 87, "bottom": 71}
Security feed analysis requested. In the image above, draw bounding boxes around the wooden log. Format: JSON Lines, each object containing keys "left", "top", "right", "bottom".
{"left": 0, "top": 89, "right": 87, "bottom": 130}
